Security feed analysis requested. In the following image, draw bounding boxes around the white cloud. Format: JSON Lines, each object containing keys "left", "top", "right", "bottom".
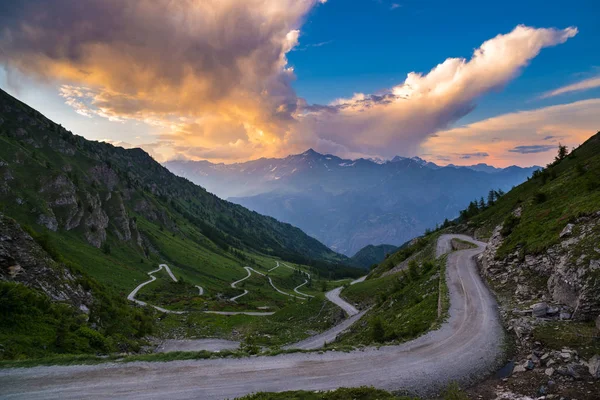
{"left": 297, "top": 25, "right": 578, "bottom": 159}
{"left": 540, "top": 76, "right": 600, "bottom": 98}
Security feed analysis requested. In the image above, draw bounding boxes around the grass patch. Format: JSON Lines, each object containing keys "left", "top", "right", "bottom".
{"left": 338, "top": 250, "right": 446, "bottom": 346}
{"left": 532, "top": 321, "right": 600, "bottom": 359}
{"left": 236, "top": 387, "right": 416, "bottom": 400}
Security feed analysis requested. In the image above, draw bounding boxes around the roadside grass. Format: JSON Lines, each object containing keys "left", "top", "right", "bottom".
{"left": 334, "top": 231, "right": 460, "bottom": 348}
{"left": 532, "top": 321, "right": 600, "bottom": 359}
{"left": 337, "top": 249, "right": 447, "bottom": 346}
{"left": 236, "top": 383, "right": 469, "bottom": 400}
{"left": 151, "top": 297, "right": 340, "bottom": 347}
{"left": 236, "top": 387, "right": 417, "bottom": 400}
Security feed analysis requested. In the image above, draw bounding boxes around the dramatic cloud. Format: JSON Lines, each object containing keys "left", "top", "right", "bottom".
{"left": 0, "top": 3, "right": 581, "bottom": 162}
{"left": 0, "top": 0, "right": 326, "bottom": 161}
{"left": 541, "top": 76, "right": 600, "bottom": 98}
{"left": 297, "top": 25, "right": 578, "bottom": 159}
{"left": 422, "top": 99, "right": 600, "bottom": 167}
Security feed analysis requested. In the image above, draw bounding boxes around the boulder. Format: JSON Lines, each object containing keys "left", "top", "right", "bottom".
{"left": 525, "top": 360, "right": 535, "bottom": 370}
{"left": 589, "top": 355, "right": 600, "bottom": 379}
{"left": 596, "top": 314, "right": 600, "bottom": 331}
{"left": 545, "top": 367, "right": 555, "bottom": 376}
{"left": 557, "top": 363, "right": 588, "bottom": 380}
{"left": 532, "top": 302, "right": 548, "bottom": 317}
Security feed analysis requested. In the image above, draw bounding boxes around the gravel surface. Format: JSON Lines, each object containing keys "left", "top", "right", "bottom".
{"left": 284, "top": 309, "right": 368, "bottom": 350}
{"left": 325, "top": 287, "right": 359, "bottom": 316}
{"left": 0, "top": 235, "right": 505, "bottom": 400}
{"left": 154, "top": 339, "right": 240, "bottom": 353}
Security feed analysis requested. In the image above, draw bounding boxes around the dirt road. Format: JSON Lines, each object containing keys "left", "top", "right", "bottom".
{"left": 0, "top": 235, "right": 504, "bottom": 399}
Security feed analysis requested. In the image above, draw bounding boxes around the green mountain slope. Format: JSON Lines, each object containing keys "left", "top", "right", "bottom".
{"left": 350, "top": 244, "right": 398, "bottom": 269}
{"left": 0, "top": 88, "right": 360, "bottom": 360}
{"left": 0, "top": 88, "right": 349, "bottom": 269}
{"left": 460, "top": 133, "right": 600, "bottom": 259}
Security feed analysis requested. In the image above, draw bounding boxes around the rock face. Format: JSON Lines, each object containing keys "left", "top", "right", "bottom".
{"left": 0, "top": 213, "right": 93, "bottom": 310}
{"left": 589, "top": 355, "right": 600, "bottom": 379}
{"left": 479, "top": 212, "right": 600, "bottom": 321}
{"left": 31, "top": 168, "right": 142, "bottom": 248}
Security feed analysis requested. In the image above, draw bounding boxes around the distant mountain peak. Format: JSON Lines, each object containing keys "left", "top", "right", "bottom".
{"left": 302, "top": 148, "right": 320, "bottom": 156}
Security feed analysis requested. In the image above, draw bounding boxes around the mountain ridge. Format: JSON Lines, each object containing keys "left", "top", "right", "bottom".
{"left": 166, "top": 151, "right": 540, "bottom": 255}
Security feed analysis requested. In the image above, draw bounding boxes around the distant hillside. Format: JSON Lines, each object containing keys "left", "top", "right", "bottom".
{"left": 350, "top": 244, "right": 398, "bottom": 269}
{"left": 166, "top": 150, "right": 539, "bottom": 255}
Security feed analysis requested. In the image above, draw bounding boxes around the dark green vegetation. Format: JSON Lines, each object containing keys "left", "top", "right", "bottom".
{"left": 0, "top": 281, "right": 152, "bottom": 360}
{"left": 236, "top": 387, "right": 415, "bottom": 400}
{"left": 454, "top": 134, "right": 600, "bottom": 258}
{"left": 338, "top": 234, "right": 448, "bottom": 346}
{"left": 350, "top": 244, "right": 398, "bottom": 269}
{"left": 0, "top": 88, "right": 360, "bottom": 360}
{"left": 236, "top": 383, "right": 468, "bottom": 400}
{"left": 153, "top": 297, "right": 340, "bottom": 348}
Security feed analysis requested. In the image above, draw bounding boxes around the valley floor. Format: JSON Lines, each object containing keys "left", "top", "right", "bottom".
{"left": 0, "top": 235, "right": 507, "bottom": 399}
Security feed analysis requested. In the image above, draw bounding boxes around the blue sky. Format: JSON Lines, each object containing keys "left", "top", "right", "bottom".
{"left": 290, "top": 0, "right": 600, "bottom": 118}
{"left": 1, "top": 0, "right": 599, "bottom": 166}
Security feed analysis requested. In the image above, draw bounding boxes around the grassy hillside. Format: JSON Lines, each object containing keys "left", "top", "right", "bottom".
{"left": 337, "top": 232, "right": 448, "bottom": 346}
{"left": 349, "top": 244, "right": 398, "bottom": 269}
{"left": 0, "top": 88, "right": 349, "bottom": 268}
{"left": 0, "top": 88, "right": 361, "bottom": 360}
{"left": 458, "top": 133, "right": 600, "bottom": 258}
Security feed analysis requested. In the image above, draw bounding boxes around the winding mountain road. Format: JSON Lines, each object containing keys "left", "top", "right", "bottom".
{"left": 0, "top": 235, "right": 505, "bottom": 399}
{"left": 126, "top": 264, "right": 186, "bottom": 315}
{"left": 127, "top": 265, "right": 273, "bottom": 316}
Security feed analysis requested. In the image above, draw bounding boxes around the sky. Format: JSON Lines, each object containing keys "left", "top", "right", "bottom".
{"left": 0, "top": 0, "right": 599, "bottom": 167}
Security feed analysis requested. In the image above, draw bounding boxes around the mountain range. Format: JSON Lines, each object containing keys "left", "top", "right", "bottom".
{"left": 165, "top": 150, "right": 540, "bottom": 255}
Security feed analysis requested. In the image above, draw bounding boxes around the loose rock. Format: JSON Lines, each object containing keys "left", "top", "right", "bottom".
{"left": 589, "top": 354, "right": 600, "bottom": 379}
{"left": 532, "top": 302, "right": 548, "bottom": 317}
{"left": 560, "top": 223, "right": 574, "bottom": 238}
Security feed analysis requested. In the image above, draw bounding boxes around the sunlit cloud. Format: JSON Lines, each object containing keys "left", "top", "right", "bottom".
{"left": 297, "top": 25, "right": 578, "bottom": 159}
{"left": 0, "top": 1, "right": 582, "bottom": 163}
{"left": 422, "top": 99, "right": 600, "bottom": 167}
{"left": 0, "top": 0, "right": 327, "bottom": 162}
{"left": 540, "top": 76, "right": 600, "bottom": 98}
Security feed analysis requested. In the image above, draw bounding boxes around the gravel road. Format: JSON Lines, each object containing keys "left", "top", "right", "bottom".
{"left": 325, "top": 287, "right": 359, "bottom": 316}
{"left": 154, "top": 339, "right": 240, "bottom": 353}
{"left": 0, "top": 235, "right": 505, "bottom": 400}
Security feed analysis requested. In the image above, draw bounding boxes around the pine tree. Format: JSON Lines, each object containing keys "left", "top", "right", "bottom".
{"left": 487, "top": 190, "right": 496, "bottom": 206}
{"left": 555, "top": 143, "right": 569, "bottom": 163}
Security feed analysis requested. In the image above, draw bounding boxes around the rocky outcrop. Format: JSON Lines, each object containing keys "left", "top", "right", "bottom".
{"left": 83, "top": 192, "right": 109, "bottom": 248}
{"left": 0, "top": 213, "right": 93, "bottom": 311}
{"left": 479, "top": 211, "right": 600, "bottom": 321}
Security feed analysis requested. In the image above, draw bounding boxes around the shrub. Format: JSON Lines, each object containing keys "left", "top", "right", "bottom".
{"left": 408, "top": 259, "right": 419, "bottom": 281}
{"left": 443, "top": 382, "right": 469, "bottom": 400}
{"left": 500, "top": 214, "right": 520, "bottom": 237}
{"left": 533, "top": 191, "right": 547, "bottom": 204}
{"left": 371, "top": 317, "right": 385, "bottom": 342}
